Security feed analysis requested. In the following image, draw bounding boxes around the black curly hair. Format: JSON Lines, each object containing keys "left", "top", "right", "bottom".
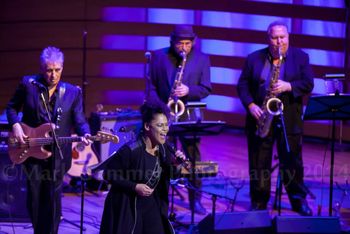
{"left": 140, "top": 101, "right": 170, "bottom": 126}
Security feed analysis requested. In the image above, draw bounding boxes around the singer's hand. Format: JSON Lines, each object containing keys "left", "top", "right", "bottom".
{"left": 12, "top": 123, "right": 28, "bottom": 144}
{"left": 135, "top": 184, "right": 154, "bottom": 196}
{"left": 175, "top": 150, "right": 186, "bottom": 162}
{"left": 175, "top": 150, "right": 192, "bottom": 170}
{"left": 174, "top": 83, "right": 189, "bottom": 97}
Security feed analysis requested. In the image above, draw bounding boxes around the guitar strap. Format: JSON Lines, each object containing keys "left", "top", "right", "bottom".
{"left": 54, "top": 83, "right": 66, "bottom": 127}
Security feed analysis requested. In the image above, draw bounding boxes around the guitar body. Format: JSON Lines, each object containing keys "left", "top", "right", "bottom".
{"left": 68, "top": 140, "right": 99, "bottom": 177}
{"left": 8, "top": 123, "right": 55, "bottom": 164}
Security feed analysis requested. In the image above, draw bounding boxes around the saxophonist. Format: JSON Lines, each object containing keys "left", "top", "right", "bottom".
{"left": 147, "top": 25, "right": 212, "bottom": 215}
{"left": 237, "top": 21, "right": 314, "bottom": 216}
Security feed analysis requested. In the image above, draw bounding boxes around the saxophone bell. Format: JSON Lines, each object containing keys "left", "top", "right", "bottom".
{"left": 167, "top": 98, "right": 185, "bottom": 120}
{"left": 266, "top": 97, "right": 283, "bottom": 116}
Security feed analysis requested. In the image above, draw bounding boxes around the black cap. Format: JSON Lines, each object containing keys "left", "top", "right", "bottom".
{"left": 170, "top": 25, "right": 196, "bottom": 40}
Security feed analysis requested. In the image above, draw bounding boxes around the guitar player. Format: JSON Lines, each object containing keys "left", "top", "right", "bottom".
{"left": 6, "top": 46, "right": 91, "bottom": 234}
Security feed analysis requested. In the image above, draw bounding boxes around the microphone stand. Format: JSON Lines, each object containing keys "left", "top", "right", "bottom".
{"left": 211, "top": 194, "right": 217, "bottom": 234}
{"left": 79, "top": 159, "right": 89, "bottom": 234}
{"left": 179, "top": 133, "right": 198, "bottom": 227}
{"left": 144, "top": 51, "right": 151, "bottom": 102}
{"left": 230, "top": 179, "right": 245, "bottom": 212}
{"left": 39, "top": 90, "right": 64, "bottom": 234}
{"left": 275, "top": 106, "right": 290, "bottom": 216}
{"left": 169, "top": 180, "right": 177, "bottom": 222}
{"left": 168, "top": 178, "right": 188, "bottom": 230}
{"left": 184, "top": 182, "right": 204, "bottom": 233}
{"left": 41, "top": 90, "right": 82, "bottom": 232}
{"left": 191, "top": 184, "right": 236, "bottom": 233}
{"left": 79, "top": 3, "right": 90, "bottom": 230}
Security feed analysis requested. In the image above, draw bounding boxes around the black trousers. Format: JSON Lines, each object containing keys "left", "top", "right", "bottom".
{"left": 247, "top": 122, "right": 307, "bottom": 207}
{"left": 23, "top": 157, "right": 63, "bottom": 234}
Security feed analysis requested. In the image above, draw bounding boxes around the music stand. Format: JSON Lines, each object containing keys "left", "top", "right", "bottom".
{"left": 168, "top": 120, "right": 226, "bottom": 137}
{"left": 304, "top": 93, "right": 350, "bottom": 216}
{"left": 168, "top": 120, "right": 226, "bottom": 225}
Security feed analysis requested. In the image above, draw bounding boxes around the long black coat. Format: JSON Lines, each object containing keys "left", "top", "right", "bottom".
{"left": 100, "top": 139, "right": 177, "bottom": 234}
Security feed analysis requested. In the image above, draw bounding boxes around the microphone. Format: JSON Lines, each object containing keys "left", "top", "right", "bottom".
{"left": 164, "top": 143, "right": 191, "bottom": 169}
{"left": 145, "top": 51, "right": 151, "bottom": 62}
{"left": 29, "top": 78, "right": 46, "bottom": 90}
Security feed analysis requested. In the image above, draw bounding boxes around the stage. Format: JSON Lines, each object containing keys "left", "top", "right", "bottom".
{"left": 0, "top": 127, "right": 350, "bottom": 233}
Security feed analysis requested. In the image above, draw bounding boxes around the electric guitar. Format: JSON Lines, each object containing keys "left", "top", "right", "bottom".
{"left": 8, "top": 123, "right": 119, "bottom": 164}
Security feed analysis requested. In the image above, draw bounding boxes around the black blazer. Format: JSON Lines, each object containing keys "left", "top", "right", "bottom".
{"left": 6, "top": 75, "right": 90, "bottom": 171}
{"left": 148, "top": 46, "right": 212, "bottom": 104}
{"left": 237, "top": 47, "right": 314, "bottom": 134}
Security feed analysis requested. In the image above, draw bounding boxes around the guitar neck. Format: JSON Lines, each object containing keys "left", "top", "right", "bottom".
{"left": 30, "top": 136, "right": 85, "bottom": 146}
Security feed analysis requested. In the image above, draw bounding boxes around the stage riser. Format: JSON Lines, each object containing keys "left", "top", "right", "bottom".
{"left": 273, "top": 216, "right": 341, "bottom": 234}
{"left": 197, "top": 211, "right": 342, "bottom": 234}
{"left": 197, "top": 211, "right": 272, "bottom": 234}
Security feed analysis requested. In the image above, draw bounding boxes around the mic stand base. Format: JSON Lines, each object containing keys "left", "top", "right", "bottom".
{"left": 169, "top": 183, "right": 177, "bottom": 222}
{"left": 61, "top": 216, "right": 83, "bottom": 230}
{"left": 79, "top": 173, "right": 89, "bottom": 234}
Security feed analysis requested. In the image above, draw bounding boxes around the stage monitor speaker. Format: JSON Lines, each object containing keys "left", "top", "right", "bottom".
{"left": 0, "top": 129, "right": 30, "bottom": 222}
{"left": 197, "top": 210, "right": 272, "bottom": 234}
{"left": 273, "top": 216, "right": 341, "bottom": 234}
{"left": 89, "top": 110, "right": 142, "bottom": 162}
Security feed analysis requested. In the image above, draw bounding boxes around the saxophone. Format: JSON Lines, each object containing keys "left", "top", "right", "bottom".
{"left": 256, "top": 48, "right": 284, "bottom": 138}
{"left": 167, "top": 51, "right": 186, "bottom": 122}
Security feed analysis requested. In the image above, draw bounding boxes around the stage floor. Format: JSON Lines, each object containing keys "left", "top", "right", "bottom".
{"left": 1, "top": 128, "right": 350, "bottom": 233}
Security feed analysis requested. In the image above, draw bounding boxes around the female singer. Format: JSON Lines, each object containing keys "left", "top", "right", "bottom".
{"left": 100, "top": 101, "right": 188, "bottom": 234}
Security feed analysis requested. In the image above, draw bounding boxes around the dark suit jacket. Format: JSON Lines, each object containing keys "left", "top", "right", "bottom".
{"left": 237, "top": 46, "right": 314, "bottom": 134}
{"left": 6, "top": 75, "right": 90, "bottom": 172}
{"left": 147, "top": 46, "right": 212, "bottom": 104}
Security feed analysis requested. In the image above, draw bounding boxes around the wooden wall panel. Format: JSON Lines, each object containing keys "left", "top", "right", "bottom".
{"left": 0, "top": 22, "right": 87, "bottom": 50}
{"left": 114, "top": 0, "right": 346, "bottom": 22}
{"left": 0, "top": 0, "right": 87, "bottom": 21}
{"left": 0, "top": 0, "right": 349, "bottom": 141}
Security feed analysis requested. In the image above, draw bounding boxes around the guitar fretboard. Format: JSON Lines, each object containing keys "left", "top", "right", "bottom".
{"left": 9, "top": 136, "right": 104, "bottom": 147}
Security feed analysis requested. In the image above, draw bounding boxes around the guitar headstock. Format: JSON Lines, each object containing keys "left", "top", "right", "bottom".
{"left": 96, "top": 131, "right": 119, "bottom": 144}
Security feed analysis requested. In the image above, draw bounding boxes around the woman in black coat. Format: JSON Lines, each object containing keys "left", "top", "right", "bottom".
{"left": 100, "top": 102, "right": 187, "bottom": 234}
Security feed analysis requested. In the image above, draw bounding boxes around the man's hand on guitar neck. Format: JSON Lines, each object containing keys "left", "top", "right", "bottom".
{"left": 12, "top": 123, "right": 28, "bottom": 144}
{"left": 83, "top": 133, "right": 92, "bottom": 146}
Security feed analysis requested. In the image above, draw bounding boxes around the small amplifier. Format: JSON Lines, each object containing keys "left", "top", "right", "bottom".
{"left": 181, "top": 161, "right": 218, "bottom": 177}
{"left": 0, "top": 125, "right": 30, "bottom": 222}
{"left": 89, "top": 110, "right": 142, "bottom": 162}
